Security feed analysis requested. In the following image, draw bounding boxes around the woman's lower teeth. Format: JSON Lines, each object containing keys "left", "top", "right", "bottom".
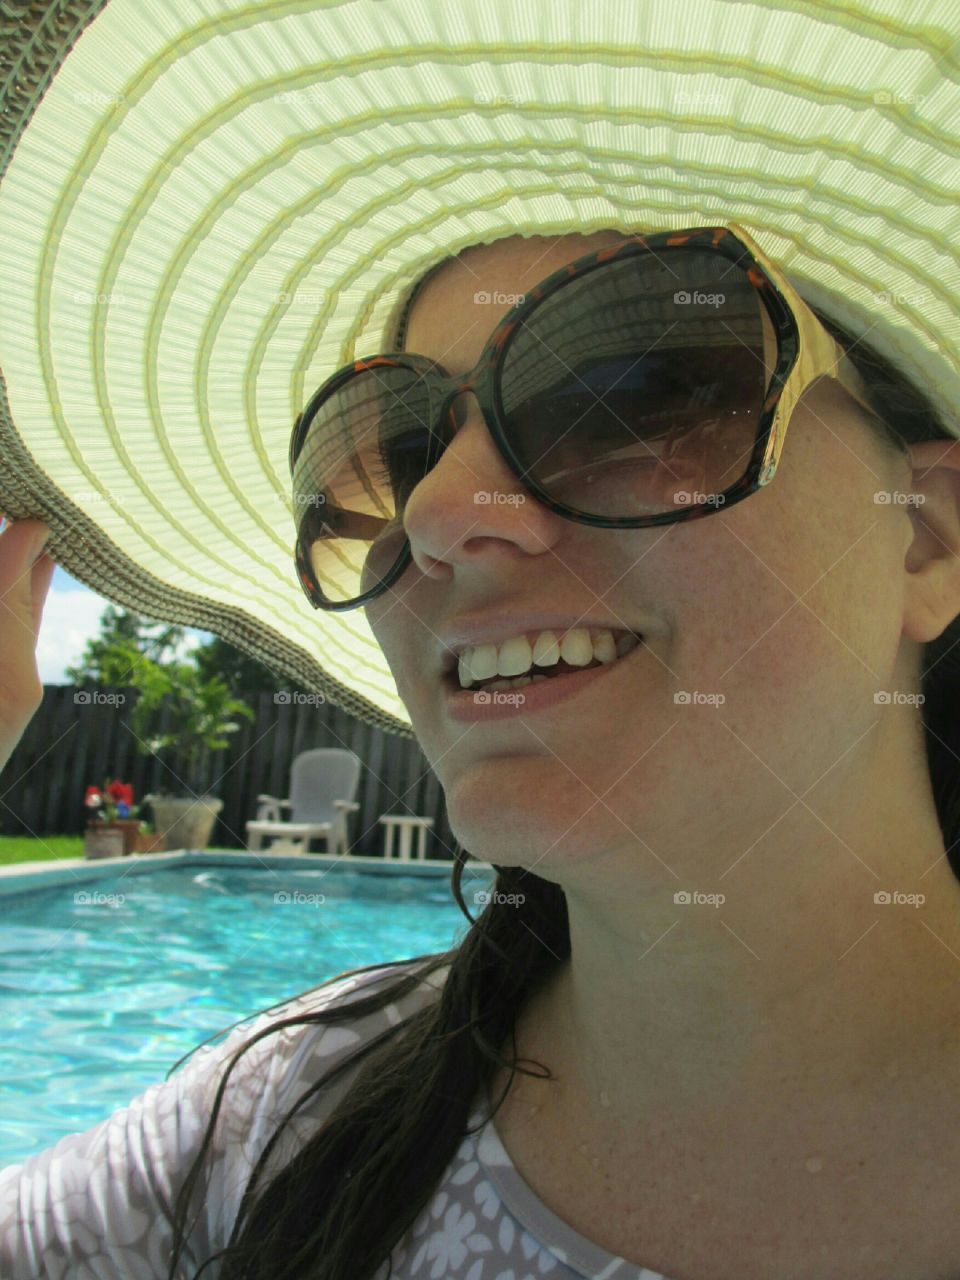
{"left": 484, "top": 673, "right": 549, "bottom": 691}
{"left": 473, "top": 662, "right": 606, "bottom": 692}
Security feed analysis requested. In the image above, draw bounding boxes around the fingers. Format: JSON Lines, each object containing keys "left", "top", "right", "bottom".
{"left": 0, "top": 516, "right": 55, "bottom": 773}
{"left": 30, "top": 551, "right": 56, "bottom": 637}
{"left": 0, "top": 515, "right": 54, "bottom": 642}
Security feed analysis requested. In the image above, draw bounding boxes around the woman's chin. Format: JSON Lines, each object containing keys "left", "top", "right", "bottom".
{"left": 447, "top": 793, "right": 617, "bottom": 871}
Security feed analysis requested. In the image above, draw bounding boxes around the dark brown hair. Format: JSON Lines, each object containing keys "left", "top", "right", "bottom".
{"left": 165, "top": 303, "right": 960, "bottom": 1280}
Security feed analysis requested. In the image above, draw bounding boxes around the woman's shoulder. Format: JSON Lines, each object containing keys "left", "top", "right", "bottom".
{"left": 199, "top": 954, "right": 452, "bottom": 1232}
{"left": 193, "top": 954, "right": 452, "bottom": 1129}
{"left": 228, "top": 953, "right": 449, "bottom": 1034}
{"left": 228, "top": 953, "right": 451, "bottom": 1064}
{"left": 276, "top": 952, "right": 452, "bottom": 1023}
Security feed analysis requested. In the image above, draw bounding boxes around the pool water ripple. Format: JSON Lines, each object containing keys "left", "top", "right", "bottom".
{"left": 0, "top": 863, "right": 488, "bottom": 1165}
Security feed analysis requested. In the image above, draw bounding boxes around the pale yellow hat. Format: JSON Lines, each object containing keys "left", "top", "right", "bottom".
{"left": 0, "top": 0, "right": 957, "bottom": 737}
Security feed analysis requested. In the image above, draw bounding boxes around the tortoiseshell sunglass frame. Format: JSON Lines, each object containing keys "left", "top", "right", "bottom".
{"left": 289, "top": 221, "right": 879, "bottom": 612}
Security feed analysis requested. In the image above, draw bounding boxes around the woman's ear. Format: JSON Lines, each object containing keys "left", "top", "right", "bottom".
{"left": 902, "top": 439, "right": 960, "bottom": 643}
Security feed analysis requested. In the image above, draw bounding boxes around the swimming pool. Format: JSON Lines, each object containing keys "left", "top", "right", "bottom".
{"left": 0, "top": 854, "right": 493, "bottom": 1166}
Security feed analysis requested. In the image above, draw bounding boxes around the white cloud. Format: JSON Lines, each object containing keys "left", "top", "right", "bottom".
{"left": 36, "top": 585, "right": 111, "bottom": 684}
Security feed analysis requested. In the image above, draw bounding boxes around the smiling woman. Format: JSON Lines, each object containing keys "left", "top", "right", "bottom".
{"left": 1, "top": 1, "right": 960, "bottom": 1279}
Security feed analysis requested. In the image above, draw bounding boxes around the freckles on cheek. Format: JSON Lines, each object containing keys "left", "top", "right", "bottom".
{"left": 730, "top": 596, "right": 874, "bottom": 767}
{"left": 666, "top": 543, "right": 840, "bottom": 724}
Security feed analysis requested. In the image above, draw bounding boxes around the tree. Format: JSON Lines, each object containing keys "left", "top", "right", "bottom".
{"left": 66, "top": 606, "right": 186, "bottom": 686}
{"left": 67, "top": 607, "right": 288, "bottom": 697}
{"left": 193, "top": 635, "right": 289, "bottom": 697}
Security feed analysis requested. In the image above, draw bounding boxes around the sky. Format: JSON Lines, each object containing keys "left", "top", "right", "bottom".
{"left": 38, "top": 563, "right": 209, "bottom": 684}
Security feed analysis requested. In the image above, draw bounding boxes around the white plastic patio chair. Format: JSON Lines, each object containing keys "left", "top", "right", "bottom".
{"left": 246, "top": 748, "right": 362, "bottom": 855}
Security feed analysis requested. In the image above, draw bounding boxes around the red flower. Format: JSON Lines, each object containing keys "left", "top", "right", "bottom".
{"left": 84, "top": 786, "right": 102, "bottom": 808}
{"left": 106, "top": 780, "right": 134, "bottom": 807}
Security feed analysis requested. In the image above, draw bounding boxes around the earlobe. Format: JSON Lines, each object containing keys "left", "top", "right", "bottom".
{"left": 901, "top": 440, "right": 960, "bottom": 644}
{"left": 902, "top": 577, "right": 955, "bottom": 645}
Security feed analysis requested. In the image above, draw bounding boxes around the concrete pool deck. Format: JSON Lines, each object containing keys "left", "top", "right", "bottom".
{"left": 0, "top": 849, "right": 492, "bottom": 898}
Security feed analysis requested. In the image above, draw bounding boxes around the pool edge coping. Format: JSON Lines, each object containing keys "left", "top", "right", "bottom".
{"left": 0, "top": 849, "right": 492, "bottom": 897}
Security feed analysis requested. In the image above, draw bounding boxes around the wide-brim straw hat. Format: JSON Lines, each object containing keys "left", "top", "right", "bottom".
{"left": 1, "top": 1, "right": 957, "bottom": 738}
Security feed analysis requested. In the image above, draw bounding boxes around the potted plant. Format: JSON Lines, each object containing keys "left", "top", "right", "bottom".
{"left": 127, "top": 657, "right": 255, "bottom": 852}
{"left": 84, "top": 779, "right": 164, "bottom": 855}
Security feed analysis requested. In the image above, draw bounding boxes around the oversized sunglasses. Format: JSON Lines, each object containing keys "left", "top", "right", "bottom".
{"left": 288, "top": 223, "right": 878, "bottom": 612}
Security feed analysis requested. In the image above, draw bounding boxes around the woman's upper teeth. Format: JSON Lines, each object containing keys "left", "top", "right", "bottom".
{"left": 456, "top": 628, "right": 640, "bottom": 688}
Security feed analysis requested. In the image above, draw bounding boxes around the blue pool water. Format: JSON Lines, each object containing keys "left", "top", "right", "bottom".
{"left": 0, "top": 862, "right": 492, "bottom": 1166}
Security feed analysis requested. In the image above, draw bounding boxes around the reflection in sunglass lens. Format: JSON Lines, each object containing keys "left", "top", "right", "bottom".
{"left": 499, "top": 247, "right": 768, "bottom": 517}
{"left": 291, "top": 367, "right": 434, "bottom": 604}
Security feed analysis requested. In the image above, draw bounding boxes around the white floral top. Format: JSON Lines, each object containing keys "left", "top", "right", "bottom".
{"left": 0, "top": 958, "right": 667, "bottom": 1280}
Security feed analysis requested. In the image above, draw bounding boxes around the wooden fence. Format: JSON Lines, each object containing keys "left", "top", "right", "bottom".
{"left": 0, "top": 685, "right": 458, "bottom": 859}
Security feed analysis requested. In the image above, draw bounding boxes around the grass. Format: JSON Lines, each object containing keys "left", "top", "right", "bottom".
{"left": 0, "top": 838, "right": 398, "bottom": 866}
{"left": 0, "top": 836, "right": 85, "bottom": 865}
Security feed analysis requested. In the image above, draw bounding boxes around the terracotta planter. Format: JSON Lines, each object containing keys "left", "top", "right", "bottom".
{"left": 147, "top": 795, "right": 224, "bottom": 851}
{"left": 130, "top": 831, "right": 165, "bottom": 854}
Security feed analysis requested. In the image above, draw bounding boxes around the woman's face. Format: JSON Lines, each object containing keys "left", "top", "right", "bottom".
{"left": 363, "top": 231, "right": 916, "bottom": 881}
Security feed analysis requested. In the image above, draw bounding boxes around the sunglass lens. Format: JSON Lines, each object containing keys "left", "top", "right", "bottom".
{"left": 292, "top": 366, "right": 434, "bottom": 605}
{"left": 499, "top": 247, "right": 771, "bottom": 518}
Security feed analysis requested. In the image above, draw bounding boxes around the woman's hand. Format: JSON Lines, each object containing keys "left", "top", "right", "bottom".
{"left": 0, "top": 518, "right": 55, "bottom": 773}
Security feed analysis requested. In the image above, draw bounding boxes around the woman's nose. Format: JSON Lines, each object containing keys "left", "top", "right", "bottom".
{"left": 400, "top": 390, "right": 559, "bottom": 577}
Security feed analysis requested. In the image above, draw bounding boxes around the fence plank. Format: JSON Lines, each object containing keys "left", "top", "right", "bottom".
{"left": 43, "top": 690, "right": 65, "bottom": 829}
